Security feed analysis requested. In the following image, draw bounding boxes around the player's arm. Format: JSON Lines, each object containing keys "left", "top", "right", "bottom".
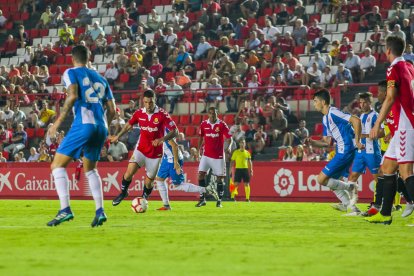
{"left": 349, "top": 115, "right": 364, "bottom": 149}
{"left": 110, "top": 122, "right": 133, "bottom": 143}
{"left": 168, "top": 139, "right": 182, "bottom": 174}
{"left": 225, "top": 137, "right": 233, "bottom": 153}
{"left": 105, "top": 99, "right": 116, "bottom": 135}
{"left": 152, "top": 127, "right": 178, "bottom": 146}
{"left": 48, "top": 83, "right": 78, "bottom": 138}
{"left": 307, "top": 136, "right": 331, "bottom": 148}
{"left": 198, "top": 136, "right": 204, "bottom": 155}
{"left": 370, "top": 85, "right": 397, "bottom": 139}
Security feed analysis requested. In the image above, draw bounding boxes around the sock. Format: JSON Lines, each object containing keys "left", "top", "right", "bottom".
{"left": 85, "top": 169, "right": 103, "bottom": 211}
{"left": 217, "top": 179, "right": 224, "bottom": 201}
{"left": 404, "top": 175, "right": 414, "bottom": 204}
{"left": 121, "top": 176, "right": 132, "bottom": 194}
{"left": 326, "top": 178, "right": 351, "bottom": 190}
{"left": 52, "top": 168, "right": 70, "bottom": 210}
{"left": 348, "top": 181, "right": 358, "bottom": 204}
{"left": 199, "top": 179, "right": 206, "bottom": 201}
{"left": 142, "top": 185, "right": 153, "bottom": 199}
{"left": 374, "top": 177, "right": 384, "bottom": 207}
{"left": 333, "top": 190, "right": 350, "bottom": 206}
{"left": 380, "top": 174, "right": 397, "bottom": 216}
{"left": 245, "top": 185, "right": 250, "bottom": 200}
{"left": 173, "top": 183, "right": 204, "bottom": 193}
{"left": 397, "top": 177, "right": 411, "bottom": 203}
{"left": 156, "top": 180, "right": 169, "bottom": 206}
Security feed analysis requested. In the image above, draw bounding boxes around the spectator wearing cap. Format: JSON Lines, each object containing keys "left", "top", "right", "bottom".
{"left": 335, "top": 63, "right": 353, "bottom": 87}
{"left": 360, "top": 47, "right": 376, "bottom": 81}
{"left": 344, "top": 49, "right": 361, "bottom": 82}
{"left": 240, "top": 0, "right": 259, "bottom": 18}
{"left": 165, "top": 78, "right": 184, "bottom": 114}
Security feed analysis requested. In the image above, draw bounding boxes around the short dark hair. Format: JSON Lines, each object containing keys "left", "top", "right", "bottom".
{"left": 378, "top": 80, "right": 387, "bottom": 91}
{"left": 208, "top": 106, "right": 217, "bottom": 113}
{"left": 71, "top": 45, "right": 89, "bottom": 64}
{"left": 313, "top": 89, "right": 331, "bottom": 105}
{"left": 358, "top": 92, "right": 373, "bottom": 102}
{"left": 143, "top": 89, "right": 155, "bottom": 98}
{"left": 386, "top": 35, "right": 405, "bottom": 56}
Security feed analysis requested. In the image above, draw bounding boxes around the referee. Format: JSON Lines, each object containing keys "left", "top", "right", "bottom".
{"left": 230, "top": 138, "right": 253, "bottom": 202}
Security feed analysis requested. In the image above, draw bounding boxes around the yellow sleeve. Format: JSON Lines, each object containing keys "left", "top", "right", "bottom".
{"left": 231, "top": 150, "right": 237, "bottom": 161}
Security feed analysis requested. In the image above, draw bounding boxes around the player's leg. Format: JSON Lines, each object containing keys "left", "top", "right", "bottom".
{"left": 155, "top": 177, "right": 170, "bottom": 210}
{"left": 397, "top": 175, "right": 414, "bottom": 217}
{"left": 244, "top": 183, "right": 251, "bottom": 202}
{"left": 231, "top": 182, "right": 240, "bottom": 201}
{"left": 210, "top": 157, "right": 226, "bottom": 207}
{"left": 141, "top": 157, "right": 162, "bottom": 199}
{"left": 196, "top": 156, "right": 209, "bottom": 207}
{"left": 113, "top": 149, "right": 145, "bottom": 206}
{"left": 47, "top": 153, "right": 75, "bottom": 226}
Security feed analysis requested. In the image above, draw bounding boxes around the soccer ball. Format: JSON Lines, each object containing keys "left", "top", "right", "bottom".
{"left": 131, "top": 197, "right": 148, "bottom": 213}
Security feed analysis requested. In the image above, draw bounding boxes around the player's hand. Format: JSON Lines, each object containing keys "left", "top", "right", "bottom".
{"left": 108, "top": 135, "right": 119, "bottom": 143}
{"left": 152, "top": 138, "right": 164, "bottom": 146}
{"left": 174, "top": 161, "right": 181, "bottom": 175}
{"left": 47, "top": 124, "right": 58, "bottom": 139}
{"left": 356, "top": 141, "right": 365, "bottom": 150}
{"left": 369, "top": 124, "right": 380, "bottom": 139}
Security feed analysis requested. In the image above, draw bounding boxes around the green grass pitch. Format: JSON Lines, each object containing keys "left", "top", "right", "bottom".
{"left": 0, "top": 200, "right": 412, "bottom": 275}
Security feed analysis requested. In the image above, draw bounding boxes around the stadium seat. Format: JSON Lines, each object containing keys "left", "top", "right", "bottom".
{"left": 170, "top": 115, "right": 180, "bottom": 124}
{"left": 190, "top": 137, "right": 199, "bottom": 148}
{"left": 369, "top": 86, "right": 378, "bottom": 97}
{"left": 2, "top": 151, "right": 9, "bottom": 161}
{"left": 65, "top": 56, "right": 73, "bottom": 64}
{"left": 293, "top": 45, "right": 305, "bottom": 56}
{"left": 278, "top": 149, "right": 286, "bottom": 160}
{"left": 49, "top": 65, "right": 58, "bottom": 75}
{"left": 314, "top": 123, "right": 323, "bottom": 136}
{"left": 121, "top": 94, "right": 131, "bottom": 104}
{"left": 185, "top": 126, "right": 197, "bottom": 136}
{"left": 191, "top": 114, "right": 202, "bottom": 124}
{"left": 35, "top": 128, "right": 45, "bottom": 138}
{"left": 119, "top": 73, "right": 130, "bottom": 83}
{"left": 55, "top": 56, "right": 65, "bottom": 65}
{"left": 180, "top": 114, "right": 190, "bottom": 125}
{"left": 223, "top": 114, "right": 235, "bottom": 125}
{"left": 349, "top": 22, "right": 360, "bottom": 33}
{"left": 49, "top": 75, "right": 61, "bottom": 85}
{"left": 26, "top": 128, "right": 35, "bottom": 139}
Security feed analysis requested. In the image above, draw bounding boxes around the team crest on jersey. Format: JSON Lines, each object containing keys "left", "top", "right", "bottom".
{"left": 215, "top": 126, "right": 220, "bottom": 132}
{"left": 153, "top": 118, "right": 159, "bottom": 124}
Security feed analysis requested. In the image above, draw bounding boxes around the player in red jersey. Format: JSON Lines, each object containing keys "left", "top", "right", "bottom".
{"left": 196, "top": 107, "right": 233, "bottom": 207}
{"left": 110, "top": 89, "right": 178, "bottom": 207}
{"left": 368, "top": 36, "right": 414, "bottom": 225}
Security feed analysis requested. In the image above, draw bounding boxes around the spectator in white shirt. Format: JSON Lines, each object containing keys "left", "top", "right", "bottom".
{"left": 27, "top": 147, "right": 40, "bottom": 162}
{"left": 308, "top": 51, "right": 326, "bottom": 71}
{"left": 360, "top": 47, "right": 376, "bottom": 81}
{"left": 321, "top": 66, "right": 334, "bottom": 88}
{"left": 104, "top": 61, "right": 119, "bottom": 84}
{"left": 263, "top": 19, "right": 280, "bottom": 43}
{"left": 194, "top": 36, "right": 212, "bottom": 60}
{"left": 344, "top": 49, "right": 361, "bottom": 82}
{"left": 202, "top": 77, "right": 223, "bottom": 112}
{"left": 0, "top": 9, "right": 7, "bottom": 28}
{"left": 108, "top": 141, "right": 128, "bottom": 161}
{"left": 305, "top": 62, "right": 322, "bottom": 87}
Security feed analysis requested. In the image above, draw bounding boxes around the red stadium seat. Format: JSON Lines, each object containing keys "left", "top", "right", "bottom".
{"left": 314, "top": 123, "right": 323, "bottom": 136}
{"left": 35, "top": 128, "right": 45, "bottom": 138}
{"left": 278, "top": 149, "right": 286, "bottom": 160}
{"left": 185, "top": 126, "right": 197, "bottom": 136}
{"left": 29, "top": 29, "right": 40, "bottom": 38}
{"left": 369, "top": 86, "right": 378, "bottom": 97}
{"left": 180, "top": 114, "right": 190, "bottom": 125}
{"left": 223, "top": 114, "right": 235, "bottom": 125}
{"left": 119, "top": 73, "right": 130, "bottom": 83}
{"left": 190, "top": 137, "right": 199, "bottom": 148}
{"left": 293, "top": 45, "right": 305, "bottom": 56}
{"left": 170, "top": 115, "right": 180, "bottom": 124}
{"left": 63, "top": 46, "right": 73, "bottom": 55}
{"left": 2, "top": 151, "right": 9, "bottom": 161}
{"left": 349, "top": 22, "right": 360, "bottom": 33}
{"left": 55, "top": 56, "right": 65, "bottom": 65}
{"left": 191, "top": 114, "right": 202, "bottom": 124}
{"left": 49, "top": 75, "right": 61, "bottom": 85}
{"left": 49, "top": 65, "right": 58, "bottom": 75}
{"left": 39, "top": 29, "right": 48, "bottom": 37}
{"left": 65, "top": 56, "right": 73, "bottom": 64}
{"left": 121, "top": 94, "right": 131, "bottom": 104}
{"left": 26, "top": 128, "right": 35, "bottom": 139}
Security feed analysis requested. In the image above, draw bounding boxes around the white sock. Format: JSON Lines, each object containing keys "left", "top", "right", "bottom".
{"left": 333, "top": 190, "right": 350, "bottom": 206}
{"left": 326, "top": 178, "right": 351, "bottom": 190}
{"left": 173, "top": 183, "right": 205, "bottom": 193}
{"left": 85, "top": 169, "right": 103, "bottom": 211}
{"left": 52, "top": 168, "right": 70, "bottom": 210}
{"left": 156, "top": 180, "right": 170, "bottom": 206}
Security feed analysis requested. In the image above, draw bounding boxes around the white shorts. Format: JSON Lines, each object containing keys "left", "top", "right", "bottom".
{"left": 129, "top": 149, "right": 162, "bottom": 179}
{"left": 384, "top": 129, "right": 414, "bottom": 164}
{"left": 198, "top": 156, "right": 226, "bottom": 176}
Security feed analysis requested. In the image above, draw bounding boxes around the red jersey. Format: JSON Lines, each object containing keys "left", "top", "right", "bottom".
{"left": 386, "top": 58, "right": 414, "bottom": 136}
{"left": 199, "top": 119, "right": 231, "bottom": 159}
{"left": 128, "top": 107, "right": 177, "bottom": 158}
{"left": 307, "top": 26, "right": 321, "bottom": 41}
{"left": 339, "top": 44, "right": 352, "bottom": 61}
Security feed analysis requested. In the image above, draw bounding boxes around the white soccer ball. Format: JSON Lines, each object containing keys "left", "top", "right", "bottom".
{"left": 131, "top": 197, "right": 148, "bottom": 213}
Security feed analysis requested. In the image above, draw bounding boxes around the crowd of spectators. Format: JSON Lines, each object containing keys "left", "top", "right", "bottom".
{"left": 1, "top": 0, "right": 414, "bottom": 162}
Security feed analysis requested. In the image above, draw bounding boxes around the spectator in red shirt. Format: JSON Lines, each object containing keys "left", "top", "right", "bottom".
{"left": 43, "top": 43, "right": 61, "bottom": 64}
{"left": 64, "top": 5, "right": 76, "bottom": 26}
{"left": 205, "top": 0, "right": 222, "bottom": 28}
{"left": 365, "top": 24, "right": 382, "bottom": 53}
{"left": 149, "top": 57, "right": 163, "bottom": 79}
{"left": 114, "top": 3, "right": 127, "bottom": 25}
{"left": 274, "top": 32, "right": 294, "bottom": 56}
{"left": 8, "top": 65, "right": 21, "bottom": 85}
{"left": 307, "top": 19, "right": 322, "bottom": 42}
{"left": 2, "top": 35, "right": 17, "bottom": 57}
{"left": 347, "top": 0, "right": 364, "bottom": 22}
{"left": 244, "top": 66, "right": 261, "bottom": 86}
{"left": 339, "top": 36, "right": 352, "bottom": 62}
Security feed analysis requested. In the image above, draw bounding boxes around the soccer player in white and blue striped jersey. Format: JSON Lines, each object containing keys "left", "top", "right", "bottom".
{"left": 347, "top": 92, "right": 383, "bottom": 215}
{"left": 307, "top": 89, "right": 364, "bottom": 212}
{"left": 46, "top": 45, "right": 116, "bottom": 227}
{"left": 155, "top": 134, "right": 218, "bottom": 210}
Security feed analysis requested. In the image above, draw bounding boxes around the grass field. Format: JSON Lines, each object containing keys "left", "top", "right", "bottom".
{"left": 0, "top": 199, "right": 412, "bottom": 275}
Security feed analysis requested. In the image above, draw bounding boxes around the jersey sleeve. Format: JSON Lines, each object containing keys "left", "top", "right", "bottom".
{"left": 331, "top": 108, "right": 351, "bottom": 122}
{"left": 128, "top": 110, "right": 140, "bottom": 126}
{"left": 62, "top": 68, "right": 77, "bottom": 89}
{"left": 221, "top": 121, "right": 232, "bottom": 139}
{"left": 386, "top": 64, "right": 399, "bottom": 90}
{"left": 163, "top": 112, "right": 177, "bottom": 131}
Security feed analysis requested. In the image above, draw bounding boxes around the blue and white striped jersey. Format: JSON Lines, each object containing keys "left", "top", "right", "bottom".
{"left": 162, "top": 139, "right": 184, "bottom": 163}
{"left": 323, "top": 106, "right": 355, "bottom": 154}
{"left": 360, "top": 109, "right": 381, "bottom": 154}
{"left": 62, "top": 67, "right": 113, "bottom": 128}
